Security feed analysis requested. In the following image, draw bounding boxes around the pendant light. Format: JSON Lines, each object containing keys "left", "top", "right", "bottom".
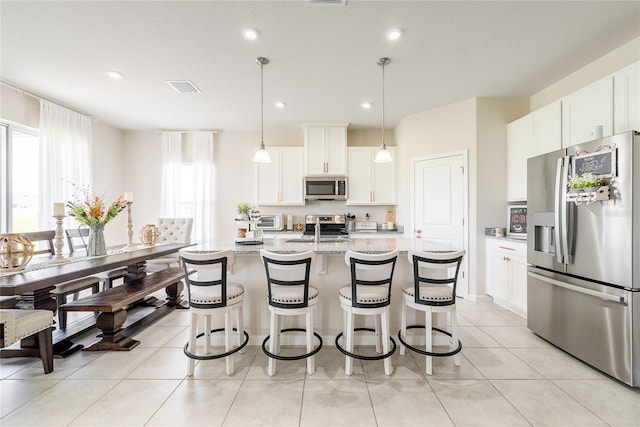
{"left": 252, "top": 57, "right": 271, "bottom": 163}
{"left": 374, "top": 57, "right": 393, "bottom": 163}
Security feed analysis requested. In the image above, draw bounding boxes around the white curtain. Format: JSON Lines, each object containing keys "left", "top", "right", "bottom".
{"left": 192, "top": 132, "right": 215, "bottom": 245}
{"left": 38, "top": 100, "right": 92, "bottom": 229}
{"left": 160, "top": 132, "right": 183, "bottom": 217}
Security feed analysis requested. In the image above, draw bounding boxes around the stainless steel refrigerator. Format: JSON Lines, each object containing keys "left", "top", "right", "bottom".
{"left": 527, "top": 130, "right": 639, "bottom": 387}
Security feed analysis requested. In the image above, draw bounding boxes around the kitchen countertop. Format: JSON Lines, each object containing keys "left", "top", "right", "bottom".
{"left": 189, "top": 237, "right": 456, "bottom": 256}
{"left": 485, "top": 235, "right": 528, "bottom": 243}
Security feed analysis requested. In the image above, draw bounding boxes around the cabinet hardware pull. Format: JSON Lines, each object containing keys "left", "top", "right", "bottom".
{"left": 499, "top": 246, "right": 516, "bottom": 251}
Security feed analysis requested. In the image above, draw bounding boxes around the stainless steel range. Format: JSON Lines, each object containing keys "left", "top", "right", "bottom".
{"left": 303, "top": 214, "right": 347, "bottom": 236}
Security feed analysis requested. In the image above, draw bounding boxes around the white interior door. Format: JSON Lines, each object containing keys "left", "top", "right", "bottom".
{"left": 413, "top": 153, "right": 467, "bottom": 297}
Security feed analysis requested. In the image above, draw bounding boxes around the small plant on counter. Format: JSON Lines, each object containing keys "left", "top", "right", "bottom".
{"left": 568, "top": 173, "right": 604, "bottom": 191}
{"left": 236, "top": 202, "right": 252, "bottom": 220}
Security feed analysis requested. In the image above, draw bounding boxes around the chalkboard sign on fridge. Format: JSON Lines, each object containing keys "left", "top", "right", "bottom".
{"left": 572, "top": 148, "right": 616, "bottom": 178}
{"left": 507, "top": 205, "right": 527, "bottom": 239}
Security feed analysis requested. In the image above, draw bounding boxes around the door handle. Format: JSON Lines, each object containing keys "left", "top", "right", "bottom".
{"left": 528, "top": 272, "right": 626, "bottom": 304}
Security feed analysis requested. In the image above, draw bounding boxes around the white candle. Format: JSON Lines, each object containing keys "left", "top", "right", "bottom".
{"left": 125, "top": 192, "right": 133, "bottom": 202}
{"left": 53, "top": 202, "right": 65, "bottom": 216}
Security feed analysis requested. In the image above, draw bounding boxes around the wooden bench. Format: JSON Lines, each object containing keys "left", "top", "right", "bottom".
{"left": 59, "top": 267, "right": 186, "bottom": 351}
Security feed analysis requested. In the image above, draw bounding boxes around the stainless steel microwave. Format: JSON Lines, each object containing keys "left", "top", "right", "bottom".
{"left": 304, "top": 176, "right": 347, "bottom": 201}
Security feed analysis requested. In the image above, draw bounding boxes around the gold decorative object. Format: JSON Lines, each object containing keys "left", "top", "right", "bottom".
{"left": 139, "top": 224, "right": 160, "bottom": 246}
{"left": 0, "top": 233, "right": 34, "bottom": 272}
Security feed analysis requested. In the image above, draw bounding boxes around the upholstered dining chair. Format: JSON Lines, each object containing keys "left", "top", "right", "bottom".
{"left": 259, "top": 250, "right": 322, "bottom": 376}
{"left": 146, "top": 218, "right": 194, "bottom": 271}
{"left": 398, "top": 249, "right": 465, "bottom": 375}
{"left": 336, "top": 250, "right": 398, "bottom": 376}
{"left": 1, "top": 309, "right": 54, "bottom": 373}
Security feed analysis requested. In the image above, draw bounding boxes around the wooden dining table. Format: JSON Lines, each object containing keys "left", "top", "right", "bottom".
{"left": 1, "top": 243, "right": 192, "bottom": 356}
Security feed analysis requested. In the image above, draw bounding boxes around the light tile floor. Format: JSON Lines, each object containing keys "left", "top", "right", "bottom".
{"left": 2, "top": 298, "right": 639, "bottom": 426}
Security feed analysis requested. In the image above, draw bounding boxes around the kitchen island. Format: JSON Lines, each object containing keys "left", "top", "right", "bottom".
{"left": 190, "top": 237, "right": 458, "bottom": 345}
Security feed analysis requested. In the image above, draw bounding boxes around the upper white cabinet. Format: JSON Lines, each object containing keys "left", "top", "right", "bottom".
{"left": 255, "top": 147, "right": 304, "bottom": 206}
{"left": 562, "top": 77, "right": 614, "bottom": 147}
{"left": 507, "top": 101, "right": 562, "bottom": 201}
{"left": 346, "top": 146, "right": 396, "bottom": 205}
{"left": 303, "top": 124, "right": 348, "bottom": 175}
{"left": 532, "top": 101, "right": 562, "bottom": 157}
{"left": 507, "top": 115, "right": 533, "bottom": 202}
{"left": 613, "top": 61, "right": 640, "bottom": 134}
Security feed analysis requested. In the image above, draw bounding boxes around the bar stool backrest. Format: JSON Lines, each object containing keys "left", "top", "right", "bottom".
{"left": 260, "top": 250, "right": 314, "bottom": 309}
{"left": 407, "top": 249, "right": 466, "bottom": 307}
{"left": 344, "top": 250, "right": 398, "bottom": 309}
{"left": 180, "top": 250, "right": 234, "bottom": 309}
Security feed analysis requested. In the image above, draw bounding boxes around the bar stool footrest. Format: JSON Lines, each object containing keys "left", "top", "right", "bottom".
{"left": 398, "top": 325, "right": 462, "bottom": 357}
{"left": 261, "top": 328, "right": 323, "bottom": 361}
{"left": 183, "top": 327, "right": 249, "bottom": 361}
{"left": 335, "top": 327, "right": 397, "bottom": 361}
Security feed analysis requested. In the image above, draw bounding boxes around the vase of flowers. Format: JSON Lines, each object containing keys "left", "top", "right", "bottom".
{"left": 67, "top": 194, "right": 128, "bottom": 256}
{"left": 87, "top": 224, "right": 106, "bottom": 256}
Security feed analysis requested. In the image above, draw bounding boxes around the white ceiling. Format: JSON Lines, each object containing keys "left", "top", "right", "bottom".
{"left": 1, "top": 1, "right": 639, "bottom": 132}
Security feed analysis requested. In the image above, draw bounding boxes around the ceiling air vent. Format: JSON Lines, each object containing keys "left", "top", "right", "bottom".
{"left": 166, "top": 80, "right": 201, "bottom": 94}
{"left": 306, "top": 0, "right": 346, "bottom": 6}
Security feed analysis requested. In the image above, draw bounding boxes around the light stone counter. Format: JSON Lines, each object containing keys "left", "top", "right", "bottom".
{"left": 184, "top": 237, "right": 459, "bottom": 347}
{"left": 230, "top": 236, "right": 454, "bottom": 256}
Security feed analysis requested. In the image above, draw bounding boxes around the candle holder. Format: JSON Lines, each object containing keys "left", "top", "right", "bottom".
{"left": 123, "top": 202, "right": 138, "bottom": 250}
{"left": 49, "top": 214, "right": 70, "bottom": 264}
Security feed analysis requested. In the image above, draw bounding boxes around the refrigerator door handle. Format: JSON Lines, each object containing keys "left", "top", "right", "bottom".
{"left": 554, "top": 157, "right": 565, "bottom": 263}
{"left": 528, "top": 272, "right": 626, "bottom": 304}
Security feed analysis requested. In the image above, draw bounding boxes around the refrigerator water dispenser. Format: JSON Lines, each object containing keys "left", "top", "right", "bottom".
{"left": 533, "top": 212, "right": 555, "bottom": 255}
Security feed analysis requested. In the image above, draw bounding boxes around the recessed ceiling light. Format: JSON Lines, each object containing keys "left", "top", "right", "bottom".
{"left": 386, "top": 28, "right": 402, "bottom": 41}
{"left": 105, "top": 70, "right": 124, "bottom": 79}
{"left": 361, "top": 102, "right": 372, "bottom": 109}
{"left": 274, "top": 101, "right": 286, "bottom": 109}
{"left": 243, "top": 28, "right": 259, "bottom": 40}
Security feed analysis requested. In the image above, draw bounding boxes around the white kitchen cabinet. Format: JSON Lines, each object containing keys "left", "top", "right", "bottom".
{"left": 303, "top": 124, "right": 348, "bottom": 175}
{"left": 485, "top": 237, "right": 527, "bottom": 318}
{"left": 614, "top": 61, "right": 640, "bottom": 134}
{"left": 532, "top": 101, "right": 562, "bottom": 157}
{"left": 346, "top": 146, "right": 396, "bottom": 205}
{"left": 507, "top": 115, "right": 533, "bottom": 202}
{"left": 507, "top": 101, "right": 562, "bottom": 202}
{"left": 255, "top": 147, "right": 304, "bottom": 206}
{"left": 562, "top": 76, "right": 614, "bottom": 147}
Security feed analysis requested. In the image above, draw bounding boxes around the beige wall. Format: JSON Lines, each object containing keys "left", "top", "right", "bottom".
{"left": 121, "top": 128, "right": 394, "bottom": 244}
{"left": 394, "top": 97, "right": 529, "bottom": 298}
{"left": 531, "top": 37, "right": 640, "bottom": 111}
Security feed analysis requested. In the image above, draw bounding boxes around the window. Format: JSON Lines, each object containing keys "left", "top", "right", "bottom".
{"left": 0, "top": 121, "right": 40, "bottom": 233}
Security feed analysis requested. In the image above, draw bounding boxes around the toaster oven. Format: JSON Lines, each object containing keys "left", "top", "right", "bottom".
{"left": 254, "top": 214, "right": 284, "bottom": 231}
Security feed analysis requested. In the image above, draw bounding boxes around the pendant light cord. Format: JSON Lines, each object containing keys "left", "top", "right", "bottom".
{"left": 381, "top": 60, "right": 385, "bottom": 148}
{"left": 261, "top": 60, "right": 264, "bottom": 147}
{"left": 377, "top": 57, "right": 390, "bottom": 150}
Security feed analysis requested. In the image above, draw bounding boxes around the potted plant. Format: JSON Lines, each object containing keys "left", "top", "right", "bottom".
{"left": 236, "top": 202, "right": 252, "bottom": 220}
{"left": 568, "top": 173, "right": 604, "bottom": 192}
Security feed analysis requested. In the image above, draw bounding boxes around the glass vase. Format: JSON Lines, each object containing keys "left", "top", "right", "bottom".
{"left": 87, "top": 224, "right": 107, "bottom": 256}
